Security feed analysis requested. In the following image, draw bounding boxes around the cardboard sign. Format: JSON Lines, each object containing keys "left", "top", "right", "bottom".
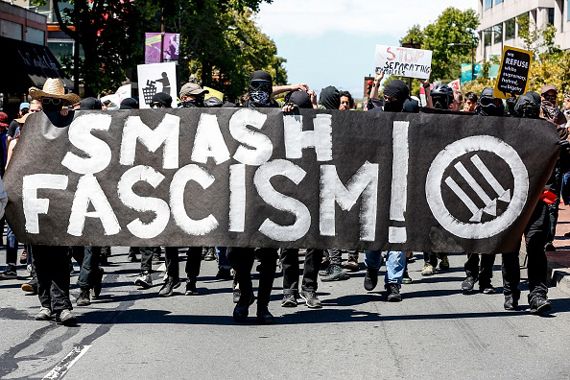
{"left": 4, "top": 109, "right": 559, "bottom": 253}
{"left": 375, "top": 45, "right": 432, "bottom": 79}
{"left": 203, "top": 86, "right": 224, "bottom": 102}
{"left": 494, "top": 46, "right": 532, "bottom": 99}
{"left": 137, "top": 62, "right": 177, "bottom": 109}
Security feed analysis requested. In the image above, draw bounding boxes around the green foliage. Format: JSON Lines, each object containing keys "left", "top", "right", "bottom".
{"left": 38, "top": 0, "right": 285, "bottom": 100}
{"left": 400, "top": 7, "right": 479, "bottom": 82}
{"left": 517, "top": 14, "right": 560, "bottom": 55}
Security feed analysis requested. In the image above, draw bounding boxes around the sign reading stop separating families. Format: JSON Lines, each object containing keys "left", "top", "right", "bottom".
{"left": 493, "top": 46, "right": 532, "bottom": 99}
{"left": 374, "top": 45, "right": 432, "bottom": 80}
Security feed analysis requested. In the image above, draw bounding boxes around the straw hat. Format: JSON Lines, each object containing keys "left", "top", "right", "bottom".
{"left": 29, "top": 78, "right": 80, "bottom": 105}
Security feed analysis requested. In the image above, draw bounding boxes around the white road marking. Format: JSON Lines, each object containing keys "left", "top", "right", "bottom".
{"left": 43, "top": 345, "right": 91, "bottom": 380}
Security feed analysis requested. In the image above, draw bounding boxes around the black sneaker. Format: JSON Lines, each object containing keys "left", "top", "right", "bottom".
{"left": 504, "top": 294, "right": 519, "bottom": 311}
{"left": 184, "top": 280, "right": 197, "bottom": 295}
{"left": 461, "top": 276, "right": 478, "bottom": 293}
{"left": 480, "top": 285, "right": 496, "bottom": 294}
{"left": 529, "top": 294, "right": 552, "bottom": 314}
{"left": 215, "top": 268, "right": 232, "bottom": 280}
{"left": 76, "top": 289, "right": 91, "bottom": 306}
{"left": 402, "top": 270, "right": 412, "bottom": 284}
{"left": 385, "top": 283, "right": 402, "bottom": 302}
{"left": 300, "top": 290, "right": 322, "bottom": 309}
{"left": 364, "top": 268, "right": 379, "bottom": 291}
{"left": 233, "top": 304, "right": 249, "bottom": 323}
{"left": 321, "top": 265, "right": 349, "bottom": 282}
{"left": 281, "top": 293, "right": 298, "bottom": 308}
{"left": 256, "top": 306, "right": 275, "bottom": 324}
{"left": 134, "top": 271, "right": 152, "bottom": 289}
{"left": 203, "top": 247, "right": 216, "bottom": 261}
{"left": 159, "top": 277, "right": 180, "bottom": 297}
{"left": 0, "top": 265, "right": 17, "bottom": 280}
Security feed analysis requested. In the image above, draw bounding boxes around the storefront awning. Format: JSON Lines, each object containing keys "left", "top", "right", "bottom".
{"left": 1, "top": 36, "right": 72, "bottom": 94}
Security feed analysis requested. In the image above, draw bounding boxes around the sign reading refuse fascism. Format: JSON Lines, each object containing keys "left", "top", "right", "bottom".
{"left": 494, "top": 45, "right": 532, "bottom": 99}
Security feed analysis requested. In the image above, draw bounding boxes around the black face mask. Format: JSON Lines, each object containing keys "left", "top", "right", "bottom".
{"left": 383, "top": 99, "right": 404, "bottom": 112}
{"left": 42, "top": 103, "right": 63, "bottom": 113}
{"left": 182, "top": 98, "right": 203, "bottom": 108}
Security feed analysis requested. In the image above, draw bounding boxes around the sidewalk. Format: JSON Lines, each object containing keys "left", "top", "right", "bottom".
{"left": 550, "top": 204, "right": 570, "bottom": 294}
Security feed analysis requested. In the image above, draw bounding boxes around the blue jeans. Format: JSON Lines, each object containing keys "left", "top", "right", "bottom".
{"left": 364, "top": 250, "right": 406, "bottom": 285}
{"left": 216, "top": 247, "right": 230, "bottom": 270}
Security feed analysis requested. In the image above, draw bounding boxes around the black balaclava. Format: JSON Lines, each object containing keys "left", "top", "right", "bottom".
{"left": 151, "top": 92, "right": 173, "bottom": 108}
{"left": 120, "top": 97, "right": 139, "bottom": 109}
{"left": 477, "top": 87, "right": 504, "bottom": 116}
{"left": 79, "top": 97, "right": 102, "bottom": 110}
{"left": 319, "top": 86, "right": 340, "bottom": 110}
{"left": 249, "top": 70, "right": 273, "bottom": 106}
{"left": 514, "top": 92, "right": 540, "bottom": 119}
{"left": 182, "top": 97, "right": 204, "bottom": 108}
{"left": 383, "top": 80, "right": 409, "bottom": 112}
{"left": 287, "top": 90, "right": 312, "bottom": 109}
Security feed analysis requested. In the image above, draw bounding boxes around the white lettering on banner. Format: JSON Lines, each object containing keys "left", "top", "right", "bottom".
{"left": 67, "top": 175, "right": 121, "bottom": 236}
{"left": 283, "top": 114, "right": 333, "bottom": 161}
{"left": 229, "top": 164, "right": 246, "bottom": 232}
{"left": 425, "top": 135, "right": 528, "bottom": 239}
{"left": 61, "top": 114, "right": 112, "bottom": 174}
{"left": 23, "top": 174, "right": 68, "bottom": 234}
{"left": 117, "top": 165, "right": 170, "bottom": 239}
{"left": 254, "top": 159, "right": 311, "bottom": 241}
{"left": 388, "top": 121, "right": 409, "bottom": 243}
{"left": 170, "top": 164, "right": 218, "bottom": 235}
{"left": 191, "top": 113, "right": 230, "bottom": 164}
{"left": 120, "top": 114, "right": 180, "bottom": 169}
{"left": 229, "top": 108, "right": 273, "bottom": 166}
{"left": 319, "top": 162, "right": 379, "bottom": 241}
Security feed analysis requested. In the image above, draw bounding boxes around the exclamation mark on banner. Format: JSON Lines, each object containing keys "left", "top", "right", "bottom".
{"left": 388, "top": 121, "right": 409, "bottom": 243}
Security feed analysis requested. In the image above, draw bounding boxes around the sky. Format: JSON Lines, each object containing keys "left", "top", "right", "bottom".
{"left": 255, "top": 0, "right": 479, "bottom": 98}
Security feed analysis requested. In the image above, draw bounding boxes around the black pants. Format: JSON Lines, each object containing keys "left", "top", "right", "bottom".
{"left": 229, "top": 247, "right": 278, "bottom": 308}
{"left": 423, "top": 252, "right": 438, "bottom": 266}
{"left": 165, "top": 247, "right": 202, "bottom": 281}
{"left": 136, "top": 247, "right": 162, "bottom": 273}
{"left": 281, "top": 248, "right": 323, "bottom": 295}
{"left": 77, "top": 246, "right": 101, "bottom": 290}
{"left": 464, "top": 253, "right": 496, "bottom": 287}
{"left": 327, "top": 248, "right": 358, "bottom": 266}
{"left": 502, "top": 201, "right": 549, "bottom": 298}
{"left": 32, "top": 245, "right": 72, "bottom": 312}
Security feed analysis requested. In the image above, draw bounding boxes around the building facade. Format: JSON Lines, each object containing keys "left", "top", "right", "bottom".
{"left": 477, "top": 0, "right": 570, "bottom": 62}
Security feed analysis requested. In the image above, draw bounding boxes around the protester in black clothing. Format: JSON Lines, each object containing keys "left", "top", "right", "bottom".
{"left": 461, "top": 88, "right": 501, "bottom": 294}
{"left": 538, "top": 85, "right": 567, "bottom": 252}
{"left": 27, "top": 78, "right": 80, "bottom": 326}
{"left": 501, "top": 91, "right": 563, "bottom": 313}
{"left": 280, "top": 89, "right": 324, "bottom": 309}
{"left": 230, "top": 70, "right": 279, "bottom": 324}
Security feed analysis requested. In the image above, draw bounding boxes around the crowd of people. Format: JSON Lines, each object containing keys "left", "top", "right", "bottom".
{"left": 0, "top": 68, "right": 567, "bottom": 326}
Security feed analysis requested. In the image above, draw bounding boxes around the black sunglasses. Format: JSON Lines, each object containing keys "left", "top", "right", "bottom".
{"left": 250, "top": 81, "right": 271, "bottom": 90}
{"left": 42, "top": 97, "right": 62, "bottom": 106}
{"left": 150, "top": 103, "right": 166, "bottom": 108}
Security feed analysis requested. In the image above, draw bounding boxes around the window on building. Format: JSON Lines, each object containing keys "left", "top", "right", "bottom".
{"left": 484, "top": 28, "right": 492, "bottom": 47}
{"left": 567, "top": 0, "right": 570, "bottom": 21}
{"left": 25, "top": 28, "right": 45, "bottom": 45}
{"left": 548, "top": 8, "right": 555, "bottom": 25}
{"left": 48, "top": 41, "right": 74, "bottom": 66}
{"left": 484, "top": 0, "right": 493, "bottom": 10}
{"left": 0, "top": 20, "right": 23, "bottom": 40}
{"left": 493, "top": 24, "right": 503, "bottom": 44}
{"left": 495, "top": 0, "right": 503, "bottom": 5}
{"left": 505, "top": 18, "right": 516, "bottom": 40}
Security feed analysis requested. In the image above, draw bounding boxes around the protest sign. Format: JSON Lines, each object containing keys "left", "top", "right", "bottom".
{"left": 494, "top": 45, "right": 532, "bottom": 99}
{"left": 145, "top": 32, "right": 180, "bottom": 64}
{"left": 4, "top": 109, "right": 558, "bottom": 253}
{"left": 375, "top": 45, "right": 432, "bottom": 79}
{"left": 203, "top": 86, "right": 224, "bottom": 102}
{"left": 137, "top": 62, "right": 177, "bottom": 109}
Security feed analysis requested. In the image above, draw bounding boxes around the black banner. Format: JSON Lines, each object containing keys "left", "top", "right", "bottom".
{"left": 4, "top": 109, "right": 559, "bottom": 253}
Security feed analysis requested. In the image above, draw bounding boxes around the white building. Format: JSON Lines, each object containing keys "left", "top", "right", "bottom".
{"left": 477, "top": 0, "right": 570, "bottom": 62}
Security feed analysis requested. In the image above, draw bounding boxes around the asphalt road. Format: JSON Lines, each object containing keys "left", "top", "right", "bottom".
{"left": 1, "top": 248, "right": 570, "bottom": 380}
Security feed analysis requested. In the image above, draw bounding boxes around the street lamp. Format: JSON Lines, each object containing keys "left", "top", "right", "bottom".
{"left": 448, "top": 42, "right": 476, "bottom": 82}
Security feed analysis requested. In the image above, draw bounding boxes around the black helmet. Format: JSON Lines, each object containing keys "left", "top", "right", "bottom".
{"left": 430, "top": 85, "right": 454, "bottom": 110}
{"left": 477, "top": 87, "right": 504, "bottom": 116}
